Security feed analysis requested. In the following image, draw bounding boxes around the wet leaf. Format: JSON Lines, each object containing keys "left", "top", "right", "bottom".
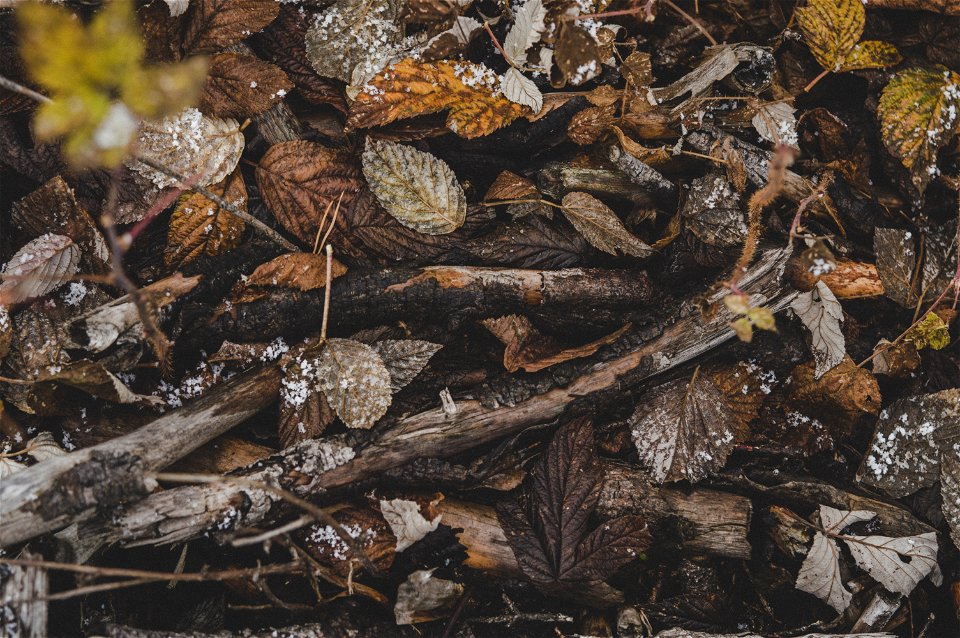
{"left": 199, "top": 52, "right": 292, "bottom": 118}
{"left": 362, "top": 138, "right": 466, "bottom": 235}
{"left": 131, "top": 108, "right": 244, "bottom": 189}
{"left": 629, "top": 364, "right": 762, "bottom": 483}
{"left": 796, "top": 0, "right": 901, "bottom": 74}
{"left": 469, "top": 216, "right": 589, "bottom": 269}
{"left": 380, "top": 497, "right": 442, "bottom": 551}
{"left": 347, "top": 58, "right": 526, "bottom": 139}
{"left": 246, "top": 253, "right": 348, "bottom": 292}
{"left": 567, "top": 104, "right": 617, "bottom": 146}
{"left": 559, "top": 192, "right": 652, "bottom": 258}
{"left": 370, "top": 339, "right": 442, "bottom": 392}
{"left": 874, "top": 228, "right": 918, "bottom": 307}
{"left": 165, "top": 170, "right": 247, "bottom": 269}
{"left": 0, "top": 234, "right": 80, "bottom": 306}
{"left": 791, "top": 281, "right": 846, "bottom": 379}
{"left": 304, "top": 0, "right": 403, "bottom": 84}
{"left": 182, "top": 0, "right": 279, "bottom": 54}
{"left": 878, "top": 65, "right": 960, "bottom": 193}
{"left": 484, "top": 170, "right": 539, "bottom": 202}
{"left": 555, "top": 23, "right": 601, "bottom": 86}
{"left": 315, "top": 338, "right": 392, "bottom": 429}
{"left": 278, "top": 390, "right": 335, "bottom": 448}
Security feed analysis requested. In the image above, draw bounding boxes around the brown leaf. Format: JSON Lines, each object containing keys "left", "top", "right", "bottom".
{"left": 255, "top": 140, "right": 364, "bottom": 245}
{"left": 567, "top": 104, "right": 617, "bottom": 146}
{"left": 299, "top": 506, "right": 397, "bottom": 577}
{"left": 278, "top": 390, "right": 335, "bottom": 449}
{"left": 554, "top": 23, "right": 602, "bottom": 87}
{"left": 246, "top": 253, "right": 348, "bottom": 291}
{"left": 182, "top": 0, "right": 279, "bottom": 54}
{"left": 629, "top": 364, "right": 762, "bottom": 483}
{"left": 165, "top": 170, "right": 247, "bottom": 269}
{"left": 198, "top": 52, "right": 292, "bottom": 118}
{"left": 560, "top": 192, "right": 653, "bottom": 258}
{"left": 347, "top": 58, "right": 526, "bottom": 139}
{"left": 370, "top": 339, "right": 442, "bottom": 392}
{"left": 33, "top": 360, "right": 162, "bottom": 407}
{"left": 482, "top": 315, "right": 629, "bottom": 373}
{"left": 0, "top": 234, "right": 80, "bottom": 306}
{"left": 484, "top": 170, "right": 539, "bottom": 202}
{"left": 468, "top": 217, "right": 589, "bottom": 269}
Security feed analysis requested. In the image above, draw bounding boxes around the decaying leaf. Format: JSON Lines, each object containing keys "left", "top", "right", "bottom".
{"left": 629, "top": 364, "right": 761, "bottom": 483}
{"left": 941, "top": 457, "right": 960, "bottom": 547}
{"left": 560, "top": 192, "right": 652, "bottom": 258}
{"left": 878, "top": 65, "right": 960, "bottom": 192}
{"left": 0, "top": 234, "right": 80, "bottom": 306}
{"left": 314, "top": 338, "right": 392, "bottom": 429}
{"left": 165, "top": 170, "right": 247, "bottom": 269}
{"left": 860, "top": 388, "right": 960, "bottom": 498}
{"left": 21, "top": 431, "right": 66, "bottom": 463}
{"left": 555, "top": 23, "right": 602, "bottom": 87}
{"left": 347, "top": 58, "right": 526, "bottom": 138}
{"left": 246, "top": 253, "right": 348, "bottom": 292}
{"left": 791, "top": 281, "right": 846, "bottom": 379}
{"left": 484, "top": 170, "right": 539, "bottom": 202}
{"left": 304, "top": 0, "right": 403, "bottom": 84}
{"left": 394, "top": 569, "right": 463, "bottom": 625}
{"left": 482, "top": 314, "right": 629, "bottom": 373}
{"left": 503, "top": 0, "right": 546, "bottom": 65}
{"left": 198, "top": 52, "right": 293, "bottom": 118}
{"left": 567, "top": 104, "right": 617, "bottom": 146}
{"left": 256, "top": 140, "right": 364, "bottom": 245}
{"left": 278, "top": 390, "right": 335, "bottom": 449}
{"left": 370, "top": 339, "right": 442, "bottom": 391}
{"left": 874, "top": 228, "right": 918, "bottom": 306}
{"left": 131, "top": 108, "right": 244, "bottom": 189}
{"left": 182, "top": 0, "right": 280, "bottom": 54}
{"left": 362, "top": 138, "right": 466, "bottom": 235}
{"left": 871, "top": 338, "right": 921, "bottom": 378}
{"left": 751, "top": 101, "right": 799, "bottom": 148}
{"left": 34, "top": 360, "right": 161, "bottom": 407}
{"left": 905, "top": 311, "right": 951, "bottom": 350}
{"left": 796, "top": 506, "right": 873, "bottom": 612}
{"left": 796, "top": 0, "right": 901, "bottom": 75}
{"left": 681, "top": 173, "right": 747, "bottom": 267}
{"left": 300, "top": 505, "right": 396, "bottom": 577}
{"left": 380, "top": 497, "right": 442, "bottom": 551}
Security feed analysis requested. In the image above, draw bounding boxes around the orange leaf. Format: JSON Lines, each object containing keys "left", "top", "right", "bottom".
{"left": 246, "top": 252, "right": 348, "bottom": 291}
{"left": 165, "top": 170, "right": 246, "bottom": 268}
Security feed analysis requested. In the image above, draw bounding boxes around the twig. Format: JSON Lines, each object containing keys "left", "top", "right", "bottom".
{"left": 231, "top": 515, "right": 315, "bottom": 548}
{"left": 320, "top": 244, "right": 334, "bottom": 342}
{"left": 0, "top": 73, "right": 51, "bottom": 104}
{"left": 661, "top": 0, "right": 717, "bottom": 45}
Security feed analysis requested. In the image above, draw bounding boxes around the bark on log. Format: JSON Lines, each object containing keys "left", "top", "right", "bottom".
{"left": 99, "top": 248, "right": 793, "bottom": 547}
{"left": 213, "top": 266, "right": 655, "bottom": 343}
{"left": 0, "top": 366, "right": 280, "bottom": 548}
{"left": 786, "top": 259, "right": 884, "bottom": 299}
{"left": 0, "top": 549, "right": 47, "bottom": 638}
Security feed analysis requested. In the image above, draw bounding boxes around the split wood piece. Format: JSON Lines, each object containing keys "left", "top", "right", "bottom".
{"left": 851, "top": 589, "right": 903, "bottom": 634}
{"left": 786, "top": 258, "right": 884, "bottom": 298}
{"left": 685, "top": 128, "right": 834, "bottom": 216}
{"left": 0, "top": 366, "right": 280, "bottom": 548}
{"left": 538, "top": 163, "right": 658, "bottom": 205}
{"left": 64, "top": 273, "right": 201, "bottom": 352}
{"left": 101, "top": 248, "right": 794, "bottom": 547}
{"left": 0, "top": 549, "right": 47, "bottom": 638}
{"left": 216, "top": 266, "right": 655, "bottom": 343}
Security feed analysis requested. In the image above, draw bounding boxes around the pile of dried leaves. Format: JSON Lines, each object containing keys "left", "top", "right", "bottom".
{"left": 0, "top": 0, "right": 959, "bottom": 636}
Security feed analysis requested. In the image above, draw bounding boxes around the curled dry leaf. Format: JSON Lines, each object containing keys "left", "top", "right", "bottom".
{"left": 181, "top": 0, "right": 280, "bottom": 54}
{"left": 304, "top": 0, "right": 403, "bottom": 84}
{"left": 256, "top": 140, "right": 363, "bottom": 245}
{"left": 21, "top": 431, "right": 65, "bottom": 463}
{"left": 560, "top": 192, "right": 653, "bottom": 258}
{"left": 362, "top": 138, "right": 467, "bottom": 235}
{"left": 370, "top": 339, "right": 442, "bottom": 392}
{"left": 131, "top": 108, "right": 244, "bottom": 189}
{"left": 380, "top": 498, "right": 442, "bottom": 551}
{"left": 199, "top": 52, "right": 293, "bottom": 118}
{"left": 796, "top": 0, "right": 901, "bottom": 75}
{"left": 629, "top": 364, "right": 761, "bottom": 483}
{"left": 394, "top": 569, "right": 464, "bottom": 625}
{"left": 347, "top": 58, "right": 526, "bottom": 139}
{"left": 0, "top": 233, "right": 80, "bottom": 306}
{"left": 165, "top": 170, "right": 247, "bottom": 269}
{"left": 878, "top": 65, "right": 960, "bottom": 193}
{"left": 34, "top": 360, "right": 161, "bottom": 407}
{"left": 246, "top": 253, "right": 348, "bottom": 292}
{"left": 791, "top": 281, "right": 846, "bottom": 379}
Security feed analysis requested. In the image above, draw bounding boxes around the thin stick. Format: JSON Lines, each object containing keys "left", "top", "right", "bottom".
{"left": 661, "top": 0, "right": 717, "bottom": 46}
{"left": 0, "top": 74, "right": 52, "bottom": 104}
{"left": 0, "top": 557, "right": 303, "bottom": 583}
{"left": 803, "top": 68, "right": 831, "bottom": 93}
{"left": 231, "top": 515, "right": 315, "bottom": 547}
{"left": 484, "top": 22, "right": 516, "bottom": 67}
{"left": 318, "top": 192, "right": 344, "bottom": 253}
{"left": 320, "top": 244, "right": 334, "bottom": 342}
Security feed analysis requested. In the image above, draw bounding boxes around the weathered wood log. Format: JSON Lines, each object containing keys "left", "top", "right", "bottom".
{"left": 99, "top": 248, "right": 793, "bottom": 547}
{"left": 0, "top": 549, "right": 47, "bottom": 638}
{"left": 213, "top": 266, "right": 655, "bottom": 343}
{"left": 100, "top": 621, "right": 399, "bottom": 638}
{"left": 786, "top": 258, "right": 884, "bottom": 299}
{"left": 0, "top": 366, "right": 280, "bottom": 548}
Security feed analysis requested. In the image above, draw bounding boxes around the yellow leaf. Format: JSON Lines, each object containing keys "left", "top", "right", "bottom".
{"left": 905, "top": 311, "right": 951, "bottom": 351}
{"left": 747, "top": 306, "right": 777, "bottom": 332}
{"left": 878, "top": 65, "right": 960, "bottom": 193}
{"left": 347, "top": 58, "right": 526, "bottom": 139}
{"left": 730, "top": 317, "right": 754, "bottom": 342}
{"left": 165, "top": 171, "right": 247, "bottom": 269}
{"left": 796, "top": 0, "right": 900, "bottom": 73}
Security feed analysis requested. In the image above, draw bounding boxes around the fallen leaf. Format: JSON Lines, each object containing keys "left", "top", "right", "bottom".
{"left": 751, "top": 101, "right": 799, "bottom": 148}
{"left": 871, "top": 338, "right": 922, "bottom": 377}
{"left": 878, "top": 65, "right": 960, "bottom": 192}
{"left": 380, "top": 498, "right": 442, "bottom": 551}
{"left": 361, "top": 138, "right": 467, "bottom": 235}
{"left": 560, "top": 192, "right": 653, "bottom": 258}
{"left": 347, "top": 58, "right": 526, "bottom": 139}
{"left": 629, "top": 364, "right": 762, "bottom": 483}
{"left": 181, "top": 0, "right": 279, "bottom": 54}
{"left": 370, "top": 339, "right": 442, "bottom": 392}
{"left": 796, "top": 0, "right": 901, "bottom": 75}
{"left": 874, "top": 228, "right": 919, "bottom": 307}
{"left": 791, "top": 281, "right": 846, "bottom": 379}
{"left": 304, "top": 0, "right": 403, "bottom": 84}
{"left": 300, "top": 505, "right": 396, "bottom": 577}
{"left": 786, "top": 356, "right": 881, "bottom": 433}
{"left": 567, "top": 104, "right": 617, "bottom": 145}
{"left": 165, "top": 170, "right": 247, "bottom": 269}
{"left": 503, "top": 0, "right": 546, "bottom": 65}
{"left": 131, "top": 108, "right": 244, "bottom": 189}
{"left": 940, "top": 457, "right": 960, "bottom": 547}
{"left": 394, "top": 569, "right": 463, "bottom": 625}
{"left": 844, "top": 529, "right": 939, "bottom": 596}
{"left": 34, "top": 360, "right": 161, "bottom": 406}
{"left": 681, "top": 173, "right": 747, "bottom": 267}
{"left": 0, "top": 233, "right": 80, "bottom": 306}
{"left": 278, "top": 390, "right": 335, "bottom": 448}
{"left": 555, "top": 22, "right": 602, "bottom": 86}
{"left": 796, "top": 506, "right": 869, "bottom": 612}
{"left": 22, "top": 431, "right": 66, "bottom": 463}
{"left": 246, "top": 253, "right": 348, "bottom": 292}
{"left": 198, "top": 52, "right": 292, "bottom": 118}
{"left": 469, "top": 216, "right": 589, "bottom": 269}
{"left": 502, "top": 67, "right": 543, "bottom": 113}
{"left": 905, "top": 311, "right": 951, "bottom": 350}
{"left": 484, "top": 170, "right": 539, "bottom": 202}
{"left": 314, "top": 338, "right": 392, "bottom": 429}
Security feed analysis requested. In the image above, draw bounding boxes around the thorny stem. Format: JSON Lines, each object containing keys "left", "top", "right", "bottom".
{"left": 150, "top": 471, "right": 383, "bottom": 578}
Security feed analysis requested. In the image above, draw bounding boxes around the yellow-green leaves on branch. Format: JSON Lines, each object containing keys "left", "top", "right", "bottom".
{"left": 796, "top": 0, "right": 900, "bottom": 91}
{"left": 362, "top": 138, "right": 467, "bottom": 235}
{"left": 16, "top": 0, "right": 207, "bottom": 168}
{"left": 878, "top": 66, "right": 960, "bottom": 193}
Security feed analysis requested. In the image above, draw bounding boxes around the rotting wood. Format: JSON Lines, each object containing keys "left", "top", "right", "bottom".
{"left": 0, "top": 549, "right": 47, "bottom": 638}
{"left": 786, "top": 258, "right": 884, "bottom": 298}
